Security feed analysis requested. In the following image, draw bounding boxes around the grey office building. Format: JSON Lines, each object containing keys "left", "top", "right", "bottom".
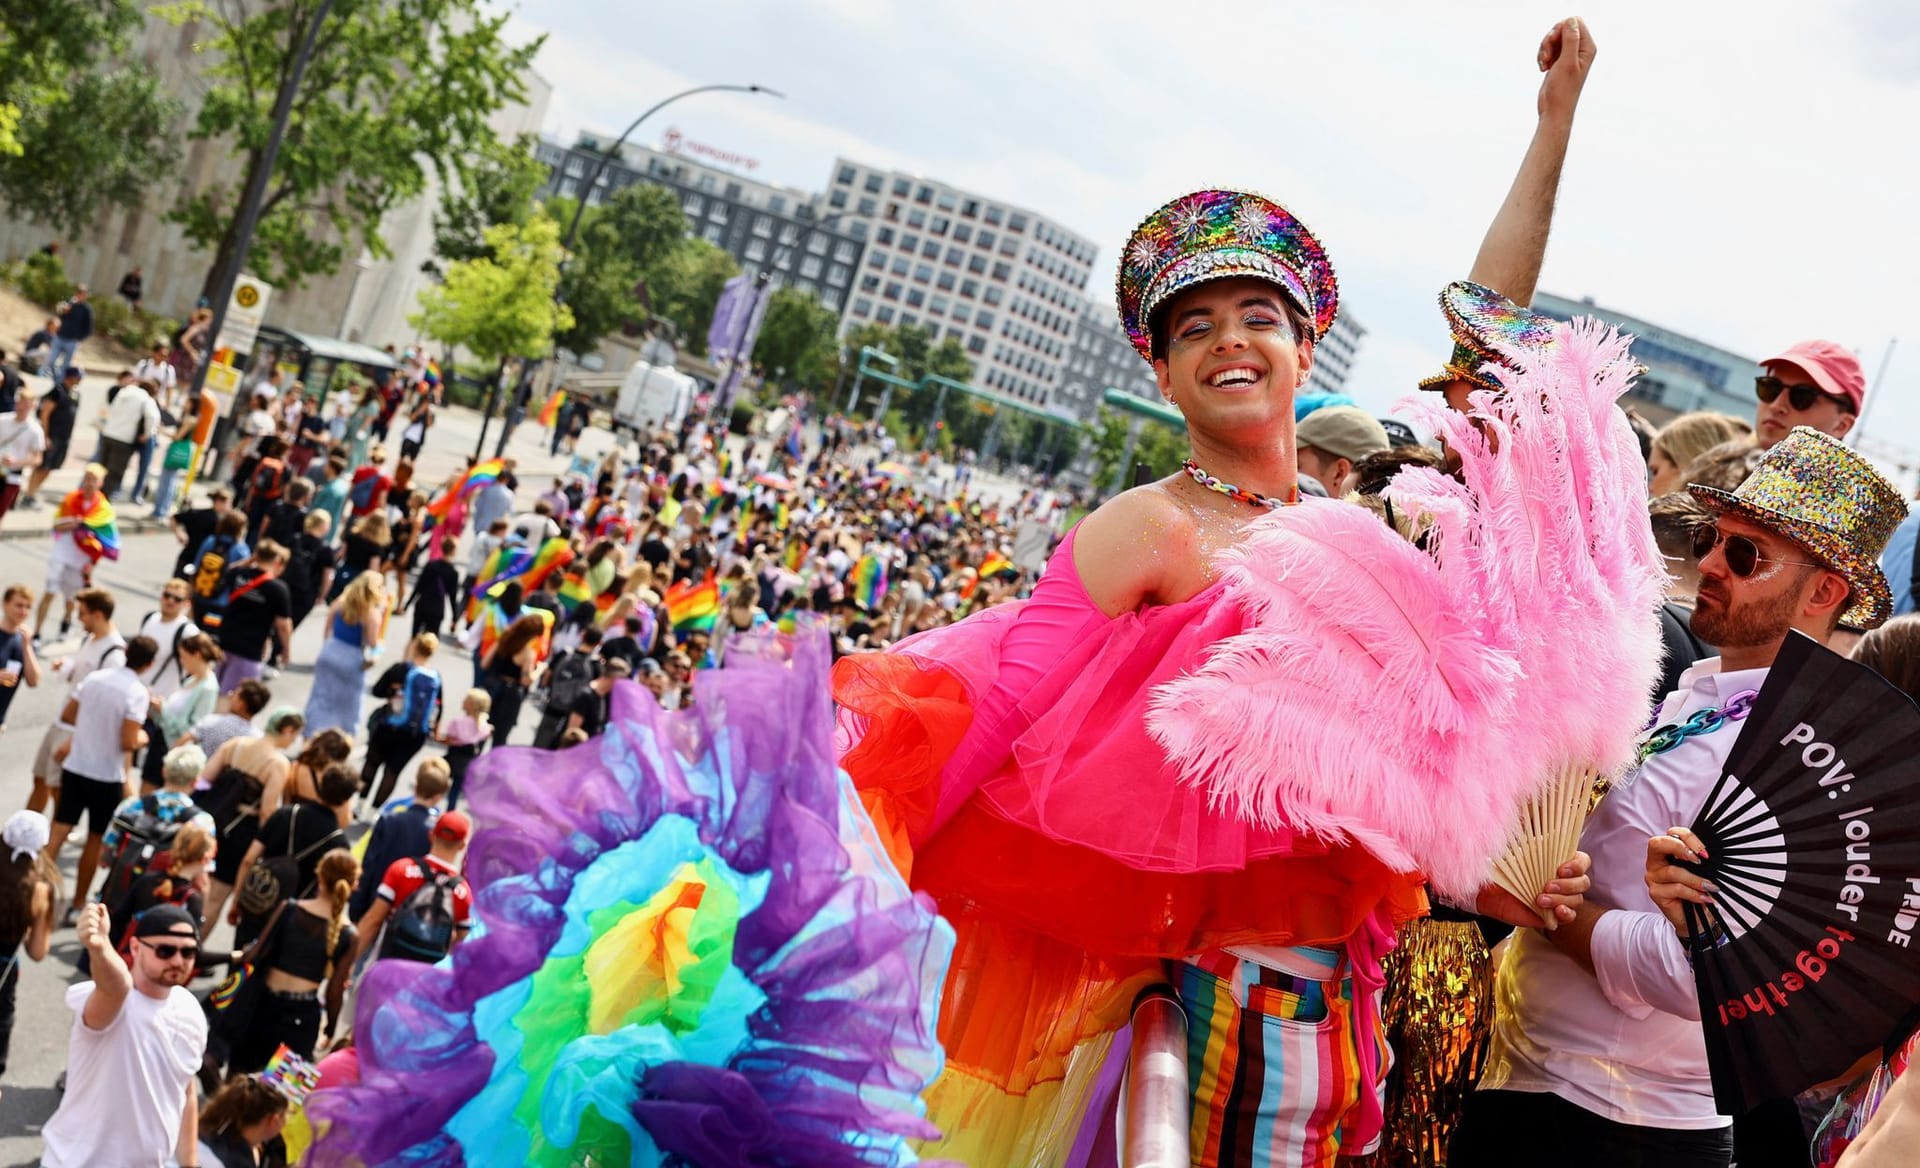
{"left": 534, "top": 136, "right": 866, "bottom": 315}
{"left": 1533, "top": 292, "right": 1760, "bottom": 423}
{"left": 1060, "top": 301, "right": 1160, "bottom": 422}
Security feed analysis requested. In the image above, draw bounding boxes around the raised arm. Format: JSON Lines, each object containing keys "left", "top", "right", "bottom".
{"left": 1465, "top": 17, "right": 1598, "bottom": 305}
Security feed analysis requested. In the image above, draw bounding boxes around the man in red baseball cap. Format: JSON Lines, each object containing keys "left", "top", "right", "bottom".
{"left": 352, "top": 808, "right": 473, "bottom": 968}
{"left": 1754, "top": 339, "right": 1865, "bottom": 449}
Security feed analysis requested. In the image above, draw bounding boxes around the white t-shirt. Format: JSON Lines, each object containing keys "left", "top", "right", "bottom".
{"left": 136, "top": 612, "right": 198, "bottom": 699}
{"left": 64, "top": 665, "right": 147, "bottom": 783}
{"left": 132, "top": 357, "right": 177, "bottom": 398}
{"left": 101, "top": 383, "right": 161, "bottom": 444}
{"left": 0, "top": 414, "right": 44, "bottom": 483}
{"left": 60, "top": 631, "right": 128, "bottom": 707}
{"left": 40, "top": 980, "right": 207, "bottom": 1168}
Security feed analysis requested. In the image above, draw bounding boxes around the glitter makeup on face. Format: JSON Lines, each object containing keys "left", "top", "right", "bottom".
{"left": 1116, "top": 190, "right": 1339, "bottom": 364}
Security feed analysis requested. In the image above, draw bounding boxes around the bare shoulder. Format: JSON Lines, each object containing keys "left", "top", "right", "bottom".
{"left": 1071, "top": 481, "right": 1199, "bottom": 616}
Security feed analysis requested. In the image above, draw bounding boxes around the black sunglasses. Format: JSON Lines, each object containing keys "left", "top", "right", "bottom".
{"left": 1691, "top": 525, "right": 1821, "bottom": 578}
{"left": 1755, "top": 375, "right": 1834, "bottom": 413}
{"left": 139, "top": 939, "right": 199, "bottom": 960}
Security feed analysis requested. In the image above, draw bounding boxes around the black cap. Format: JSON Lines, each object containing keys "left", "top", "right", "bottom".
{"left": 1379, "top": 418, "right": 1422, "bottom": 449}
{"left": 132, "top": 904, "right": 198, "bottom": 938}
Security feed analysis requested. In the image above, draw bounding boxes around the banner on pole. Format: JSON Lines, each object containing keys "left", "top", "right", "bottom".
{"left": 215, "top": 273, "right": 273, "bottom": 356}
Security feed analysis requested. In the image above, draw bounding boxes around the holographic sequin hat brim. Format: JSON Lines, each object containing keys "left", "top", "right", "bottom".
{"left": 1688, "top": 427, "right": 1905, "bottom": 629}
{"left": 1116, "top": 189, "right": 1337, "bottom": 364}
{"left": 1419, "top": 280, "right": 1561, "bottom": 392}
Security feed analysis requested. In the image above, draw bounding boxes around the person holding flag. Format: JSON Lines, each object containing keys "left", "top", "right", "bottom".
{"left": 36, "top": 463, "right": 118, "bottom": 644}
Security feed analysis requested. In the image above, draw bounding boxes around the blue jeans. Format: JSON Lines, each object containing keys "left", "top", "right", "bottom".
{"left": 149, "top": 465, "right": 184, "bottom": 518}
{"left": 130, "top": 435, "right": 157, "bottom": 502}
{"left": 46, "top": 337, "right": 79, "bottom": 384}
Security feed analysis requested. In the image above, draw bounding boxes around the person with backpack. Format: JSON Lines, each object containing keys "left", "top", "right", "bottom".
{"left": 347, "top": 446, "right": 391, "bottom": 521}
{"left": 262, "top": 475, "right": 312, "bottom": 550}
{"left": 349, "top": 757, "right": 450, "bottom": 920}
{"left": 99, "top": 743, "right": 216, "bottom": 911}
{"left": 241, "top": 434, "right": 292, "bottom": 544}
{"left": 351, "top": 808, "right": 471, "bottom": 970}
{"left": 212, "top": 541, "right": 294, "bottom": 694}
{"left": 359, "top": 633, "right": 443, "bottom": 808}
{"left": 187, "top": 509, "right": 251, "bottom": 627}
{"left": 225, "top": 763, "right": 354, "bottom": 951}
{"left": 193, "top": 707, "right": 303, "bottom": 936}
{"left": 220, "top": 845, "right": 358, "bottom": 1074}
{"left": 531, "top": 626, "right": 601, "bottom": 749}
{"left": 101, "top": 821, "right": 214, "bottom": 961}
{"left": 285, "top": 509, "right": 337, "bottom": 634}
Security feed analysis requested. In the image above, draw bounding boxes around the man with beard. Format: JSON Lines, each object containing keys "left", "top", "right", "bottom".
{"left": 1454, "top": 428, "right": 1905, "bottom": 1168}
{"left": 41, "top": 902, "right": 206, "bottom": 1167}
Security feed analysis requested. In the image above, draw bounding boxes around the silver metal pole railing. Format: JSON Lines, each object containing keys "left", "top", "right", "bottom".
{"left": 1123, "top": 986, "right": 1191, "bottom": 1167}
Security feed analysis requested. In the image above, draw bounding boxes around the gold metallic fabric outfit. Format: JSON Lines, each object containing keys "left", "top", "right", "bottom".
{"left": 1359, "top": 918, "right": 1495, "bottom": 1167}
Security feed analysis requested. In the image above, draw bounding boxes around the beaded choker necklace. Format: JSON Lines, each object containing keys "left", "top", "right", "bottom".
{"left": 1182, "top": 459, "right": 1298, "bottom": 509}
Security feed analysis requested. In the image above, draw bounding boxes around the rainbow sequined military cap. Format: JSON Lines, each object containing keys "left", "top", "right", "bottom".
{"left": 1689, "top": 426, "right": 1906, "bottom": 629}
{"left": 1116, "top": 190, "right": 1337, "bottom": 365}
{"left": 1418, "top": 280, "right": 1561, "bottom": 392}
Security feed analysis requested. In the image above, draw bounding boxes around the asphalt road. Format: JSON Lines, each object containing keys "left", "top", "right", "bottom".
{"left": 0, "top": 524, "right": 506, "bottom": 1161}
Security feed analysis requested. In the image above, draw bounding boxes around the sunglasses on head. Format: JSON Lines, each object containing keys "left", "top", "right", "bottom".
{"left": 1755, "top": 375, "right": 1834, "bottom": 413}
{"left": 1690, "top": 525, "right": 1822, "bottom": 578}
{"left": 139, "top": 938, "right": 198, "bottom": 960}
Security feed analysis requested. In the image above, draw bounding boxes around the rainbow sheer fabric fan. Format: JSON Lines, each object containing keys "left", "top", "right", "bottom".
{"left": 305, "top": 628, "right": 955, "bottom": 1167}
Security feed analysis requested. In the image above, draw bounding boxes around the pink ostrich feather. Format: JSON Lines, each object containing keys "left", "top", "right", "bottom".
{"left": 1148, "top": 317, "right": 1666, "bottom": 899}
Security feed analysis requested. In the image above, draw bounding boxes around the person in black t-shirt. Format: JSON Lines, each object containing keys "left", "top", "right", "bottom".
{"left": 214, "top": 541, "right": 293, "bottom": 692}
{"left": 170, "top": 487, "right": 234, "bottom": 579}
{"left": 262, "top": 477, "right": 312, "bottom": 550}
{"left": 0, "top": 584, "right": 41, "bottom": 730}
{"left": 402, "top": 537, "right": 462, "bottom": 638}
{"left": 21, "top": 367, "right": 79, "bottom": 503}
{"left": 565, "top": 658, "right": 629, "bottom": 739}
{"left": 224, "top": 762, "right": 354, "bottom": 949}
{"left": 285, "top": 510, "right": 337, "bottom": 631}
{"left": 597, "top": 616, "right": 645, "bottom": 675}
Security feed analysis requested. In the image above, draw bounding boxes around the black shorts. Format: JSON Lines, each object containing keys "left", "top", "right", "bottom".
{"left": 54, "top": 771, "right": 124, "bottom": 835}
{"left": 41, "top": 436, "right": 70, "bottom": 471}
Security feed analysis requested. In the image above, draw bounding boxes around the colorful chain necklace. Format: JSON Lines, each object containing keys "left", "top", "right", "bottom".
{"left": 1182, "top": 460, "right": 1298, "bottom": 509}
{"left": 1636, "top": 689, "right": 1759, "bottom": 763}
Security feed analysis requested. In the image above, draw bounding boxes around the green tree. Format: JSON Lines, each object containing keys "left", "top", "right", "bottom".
{"left": 547, "top": 183, "right": 690, "bottom": 356}
{"left": 751, "top": 287, "right": 840, "bottom": 391}
{"left": 1088, "top": 407, "right": 1188, "bottom": 488}
{"left": 424, "top": 132, "right": 547, "bottom": 279}
{"left": 411, "top": 217, "right": 572, "bottom": 377}
{"left": 159, "top": 0, "right": 543, "bottom": 297}
{"left": 650, "top": 240, "right": 739, "bottom": 358}
{"left": 0, "top": 0, "right": 178, "bottom": 233}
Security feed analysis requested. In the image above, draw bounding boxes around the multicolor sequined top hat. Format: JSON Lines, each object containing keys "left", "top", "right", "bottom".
{"left": 1688, "top": 427, "right": 1905, "bottom": 629}
{"left": 1417, "top": 280, "right": 1561, "bottom": 392}
{"left": 1116, "top": 190, "right": 1337, "bottom": 365}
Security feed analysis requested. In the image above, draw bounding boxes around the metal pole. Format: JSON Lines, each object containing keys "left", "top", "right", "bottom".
{"left": 846, "top": 367, "right": 864, "bottom": 416}
{"left": 1123, "top": 988, "right": 1191, "bottom": 1167}
{"left": 920, "top": 381, "right": 951, "bottom": 452}
{"left": 177, "top": 0, "right": 336, "bottom": 509}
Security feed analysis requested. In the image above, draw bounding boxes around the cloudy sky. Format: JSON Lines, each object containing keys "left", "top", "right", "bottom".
{"left": 504, "top": 0, "right": 1920, "bottom": 472}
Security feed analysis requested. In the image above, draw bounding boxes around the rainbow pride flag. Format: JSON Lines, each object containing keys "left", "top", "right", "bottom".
{"left": 59, "top": 489, "right": 118, "bottom": 562}
{"left": 979, "top": 554, "right": 1015, "bottom": 580}
{"left": 421, "top": 358, "right": 442, "bottom": 388}
{"left": 537, "top": 390, "right": 567, "bottom": 428}
{"left": 427, "top": 458, "right": 504, "bottom": 521}
{"left": 851, "top": 553, "right": 887, "bottom": 612}
{"left": 463, "top": 537, "right": 574, "bottom": 622}
{"left": 664, "top": 573, "right": 719, "bottom": 636}
{"left": 783, "top": 538, "right": 806, "bottom": 572}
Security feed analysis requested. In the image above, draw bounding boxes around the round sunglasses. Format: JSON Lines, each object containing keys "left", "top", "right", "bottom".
{"left": 1755, "top": 375, "right": 1837, "bottom": 413}
{"left": 1690, "top": 525, "right": 1822, "bottom": 578}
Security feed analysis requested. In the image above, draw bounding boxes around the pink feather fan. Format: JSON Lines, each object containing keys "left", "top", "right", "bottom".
{"left": 1147, "top": 317, "right": 1665, "bottom": 900}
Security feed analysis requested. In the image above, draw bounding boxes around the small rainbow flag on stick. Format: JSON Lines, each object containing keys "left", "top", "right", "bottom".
{"left": 60, "top": 489, "right": 119, "bottom": 562}
{"left": 537, "top": 390, "right": 567, "bottom": 428}
{"left": 851, "top": 553, "right": 887, "bottom": 612}
{"left": 664, "top": 573, "right": 719, "bottom": 635}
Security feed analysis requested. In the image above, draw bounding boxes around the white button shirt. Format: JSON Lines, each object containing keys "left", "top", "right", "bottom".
{"left": 1479, "top": 657, "right": 1768, "bottom": 1130}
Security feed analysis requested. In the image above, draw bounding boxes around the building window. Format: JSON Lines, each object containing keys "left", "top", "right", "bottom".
{"left": 708, "top": 202, "right": 728, "bottom": 223}
{"left": 779, "top": 224, "right": 799, "bottom": 245}
{"left": 977, "top": 312, "right": 995, "bottom": 330}
{"left": 829, "top": 189, "right": 848, "bottom": 208}
{"left": 936, "top": 271, "right": 956, "bottom": 291}
{"left": 901, "top": 233, "right": 919, "bottom": 252}
{"left": 776, "top": 249, "right": 791, "bottom": 269}
{"left": 945, "top": 247, "right": 964, "bottom": 266}
{"left": 769, "top": 195, "right": 786, "bottom": 214}
{"left": 800, "top": 256, "right": 823, "bottom": 279}
{"left": 807, "top": 232, "right": 829, "bottom": 254}
{"left": 985, "top": 206, "right": 1004, "bottom": 225}
{"left": 1008, "top": 212, "right": 1028, "bottom": 232}
{"left": 875, "top": 227, "right": 894, "bottom": 246}
{"left": 861, "top": 274, "right": 880, "bottom": 292}
{"left": 866, "top": 252, "right": 885, "bottom": 270}
{"left": 931, "top": 216, "right": 950, "bottom": 235}
{"left": 559, "top": 178, "right": 578, "bottom": 197}
{"left": 849, "top": 221, "right": 867, "bottom": 241}
{"left": 921, "top": 240, "right": 940, "bottom": 259}
{"left": 984, "top": 287, "right": 1002, "bottom": 306}
{"left": 745, "top": 238, "right": 767, "bottom": 261}
{"left": 992, "top": 262, "right": 1012, "bottom": 280}
{"left": 908, "top": 209, "right": 927, "bottom": 228}
{"left": 884, "top": 281, "right": 903, "bottom": 301}
{"left": 977, "top": 230, "right": 996, "bottom": 250}
{"left": 752, "top": 214, "right": 773, "bottom": 237}
{"left": 877, "top": 305, "right": 895, "bottom": 323}
{"left": 1000, "top": 237, "right": 1019, "bottom": 256}
{"left": 913, "top": 263, "right": 933, "bottom": 283}
{"left": 697, "top": 173, "right": 717, "bottom": 192}
{"left": 892, "top": 178, "right": 910, "bottom": 197}
{"left": 968, "top": 255, "right": 987, "bottom": 274}
{"left": 704, "top": 224, "right": 722, "bottom": 243}
{"left": 828, "top": 263, "right": 849, "bottom": 285}
{"left": 891, "top": 256, "right": 909, "bottom": 276}
{"left": 962, "top": 198, "right": 980, "bottom": 218}
{"left": 683, "top": 193, "right": 705, "bottom": 215}
{"left": 834, "top": 241, "right": 856, "bottom": 262}
{"left": 863, "top": 173, "right": 883, "bottom": 193}
{"left": 960, "top": 278, "right": 979, "bottom": 298}
{"left": 900, "top": 313, "right": 918, "bottom": 327}
{"left": 821, "top": 288, "right": 842, "bottom": 311}
{"left": 837, "top": 165, "right": 857, "bottom": 185}
{"left": 953, "top": 224, "right": 972, "bottom": 244}
{"left": 968, "top": 335, "right": 986, "bottom": 354}
{"left": 857, "top": 196, "right": 876, "bottom": 216}
{"left": 930, "top": 295, "right": 949, "bottom": 315}
{"left": 724, "top": 181, "right": 742, "bottom": 200}
{"left": 853, "top": 297, "right": 873, "bottom": 317}
{"left": 915, "top": 184, "right": 933, "bottom": 203}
